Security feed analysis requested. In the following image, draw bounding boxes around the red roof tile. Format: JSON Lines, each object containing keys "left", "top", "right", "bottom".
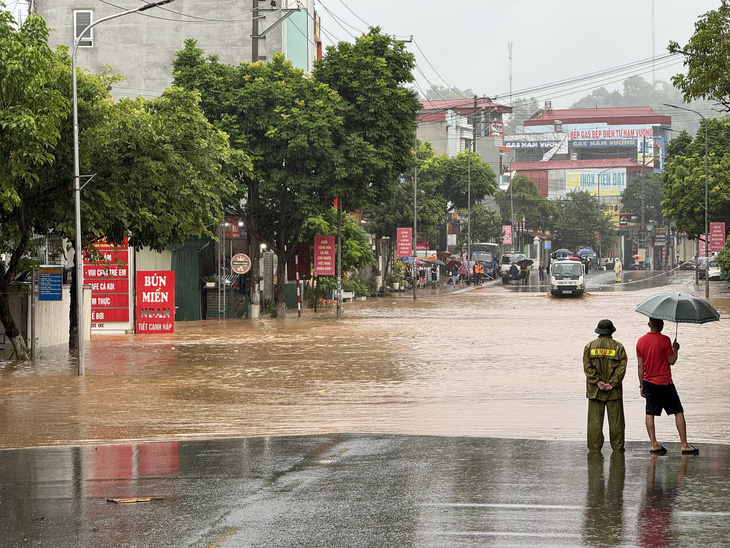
{"left": 418, "top": 98, "right": 512, "bottom": 121}
{"left": 524, "top": 106, "right": 670, "bottom": 126}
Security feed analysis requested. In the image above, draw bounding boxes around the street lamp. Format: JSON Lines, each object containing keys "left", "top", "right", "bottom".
{"left": 72, "top": 0, "right": 175, "bottom": 375}
{"left": 664, "top": 103, "right": 709, "bottom": 299}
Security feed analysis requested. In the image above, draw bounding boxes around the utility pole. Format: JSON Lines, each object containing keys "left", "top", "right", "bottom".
{"left": 252, "top": 0, "right": 260, "bottom": 62}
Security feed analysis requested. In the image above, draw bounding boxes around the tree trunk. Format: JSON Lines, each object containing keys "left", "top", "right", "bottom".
{"left": 0, "top": 202, "right": 31, "bottom": 361}
{"left": 68, "top": 241, "right": 79, "bottom": 353}
{"left": 0, "top": 293, "right": 29, "bottom": 361}
{"left": 274, "top": 252, "right": 287, "bottom": 317}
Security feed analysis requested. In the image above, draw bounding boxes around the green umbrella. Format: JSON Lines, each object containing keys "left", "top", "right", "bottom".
{"left": 635, "top": 292, "right": 720, "bottom": 339}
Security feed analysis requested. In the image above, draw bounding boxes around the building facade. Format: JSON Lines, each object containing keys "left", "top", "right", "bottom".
{"left": 33, "top": 0, "right": 320, "bottom": 100}
{"left": 507, "top": 106, "right": 672, "bottom": 267}
{"left": 417, "top": 98, "right": 512, "bottom": 179}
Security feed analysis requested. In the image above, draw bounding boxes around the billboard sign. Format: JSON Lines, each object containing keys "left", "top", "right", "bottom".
{"left": 313, "top": 236, "right": 335, "bottom": 276}
{"left": 502, "top": 225, "right": 512, "bottom": 245}
{"left": 710, "top": 222, "right": 726, "bottom": 252}
{"left": 136, "top": 271, "right": 175, "bottom": 333}
{"left": 85, "top": 240, "right": 131, "bottom": 330}
{"left": 38, "top": 267, "right": 63, "bottom": 301}
{"left": 396, "top": 227, "right": 412, "bottom": 258}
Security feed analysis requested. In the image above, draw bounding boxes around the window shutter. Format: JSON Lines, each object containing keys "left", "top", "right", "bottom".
{"left": 74, "top": 11, "right": 92, "bottom": 47}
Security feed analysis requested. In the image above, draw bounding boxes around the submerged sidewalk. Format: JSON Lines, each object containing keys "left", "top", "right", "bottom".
{"left": 2, "top": 434, "right": 729, "bottom": 547}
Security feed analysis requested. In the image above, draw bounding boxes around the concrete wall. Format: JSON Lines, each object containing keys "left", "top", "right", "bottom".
{"left": 35, "top": 0, "right": 314, "bottom": 100}
{"left": 2, "top": 285, "right": 91, "bottom": 357}
{"left": 25, "top": 286, "right": 92, "bottom": 348}
{"left": 136, "top": 248, "right": 172, "bottom": 272}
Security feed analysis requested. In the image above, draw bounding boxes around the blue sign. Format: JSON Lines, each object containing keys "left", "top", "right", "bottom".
{"left": 39, "top": 267, "right": 63, "bottom": 301}
{"left": 570, "top": 138, "right": 637, "bottom": 148}
{"left": 503, "top": 140, "right": 561, "bottom": 149}
{"left": 544, "top": 241, "right": 552, "bottom": 250}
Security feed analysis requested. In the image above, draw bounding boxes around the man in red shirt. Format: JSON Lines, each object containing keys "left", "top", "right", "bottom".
{"left": 636, "top": 317, "right": 698, "bottom": 454}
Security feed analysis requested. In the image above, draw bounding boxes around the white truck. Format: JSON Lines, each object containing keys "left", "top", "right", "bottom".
{"left": 549, "top": 258, "right": 586, "bottom": 296}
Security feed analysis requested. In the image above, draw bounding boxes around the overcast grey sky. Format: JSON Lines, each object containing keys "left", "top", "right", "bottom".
{"left": 317, "top": 0, "right": 721, "bottom": 108}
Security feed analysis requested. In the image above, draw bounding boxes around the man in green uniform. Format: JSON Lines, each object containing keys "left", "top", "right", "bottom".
{"left": 583, "top": 319, "right": 628, "bottom": 452}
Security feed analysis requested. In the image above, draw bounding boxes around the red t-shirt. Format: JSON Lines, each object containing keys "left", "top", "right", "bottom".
{"left": 636, "top": 331, "right": 674, "bottom": 385}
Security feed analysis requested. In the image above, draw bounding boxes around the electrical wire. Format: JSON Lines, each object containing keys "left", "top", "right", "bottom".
{"left": 317, "top": 0, "right": 360, "bottom": 41}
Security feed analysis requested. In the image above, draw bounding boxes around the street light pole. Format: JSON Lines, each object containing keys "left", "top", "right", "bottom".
{"left": 664, "top": 104, "right": 709, "bottom": 299}
{"left": 72, "top": 0, "right": 175, "bottom": 375}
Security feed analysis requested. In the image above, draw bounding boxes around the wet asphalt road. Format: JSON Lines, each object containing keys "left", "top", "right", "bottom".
{"left": 2, "top": 435, "right": 729, "bottom": 547}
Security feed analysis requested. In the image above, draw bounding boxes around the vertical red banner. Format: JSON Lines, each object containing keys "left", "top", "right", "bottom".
{"left": 136, "top": 271, "right": 175, "bottom": 333}
{"left": 396, "top": 227, "right": 412, "bottom": 258}
{"left": 709, "top": 222, "right": 726, "bottom": 252}
{"left": 313, "top": 236, "right": 335, "bottom": 276}
{"left": 84, "top": 240, "right": 131, "bottom": 329}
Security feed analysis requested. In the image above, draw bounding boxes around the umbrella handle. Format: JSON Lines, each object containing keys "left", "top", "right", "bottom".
{"left": 675, "top": 322, "right": 678, "bottom": 342}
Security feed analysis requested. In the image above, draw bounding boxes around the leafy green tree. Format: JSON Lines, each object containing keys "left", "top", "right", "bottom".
{"left": 621, "top": 173, "right": 665, "bottom": 223}
{"left": 669, "top": 2, "right": 730, "bottom": 110}
{"left": 0, "top": 27, "right": 241, "bottom": 359}
{"left": 495, "top": 176, "right": 558, "bottom": 250}
{"left": 174, "top": 45, "right": 345, "bottom": 316}
{"left": 49, "top": 48, "right": 241, "bottom": 350}
{"left": 455, "top": 202, "right": 503, "bottom": 252}
{"left": 313, "top": 28, "right": 422, "bottom": 209}
{"left": 303, "top": 208, "right": 375, "bottom": 273}
{"left": 418, "top": 149, "right": 496, "bottom": 212}
{"left": 0, "top": 13, "right": 66, "bottom": 359}
{"left": 570, "top": 76, "right": 690, "bottom": 111}
{"left": 663, "top": 116, "right": 730, "bottom": 238}
{"left": 553, "top": 191, "right": 617, "bottom": 253}
{"left": 364, "top": 141, "right": 446, "bottom": 251}
{"left": 666, "top": 130, "right": 693, "bottom": 157}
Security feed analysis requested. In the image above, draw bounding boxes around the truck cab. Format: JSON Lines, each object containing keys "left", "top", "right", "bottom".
{"left": 549, "top": 257, "right": 586, "bottom": 296}
{"left": 471, "top": 250, "right": 496, "bottom": 280}
{"left": 500, "top": 253, "right": 527, "bottom": 284}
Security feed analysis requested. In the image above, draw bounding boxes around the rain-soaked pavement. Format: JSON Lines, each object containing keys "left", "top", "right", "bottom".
{"left": 1, "top": 267, "right": 729, "bottom": 546}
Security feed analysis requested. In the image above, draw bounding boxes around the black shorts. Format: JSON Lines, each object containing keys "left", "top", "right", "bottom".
{"left": 643, "top": 381, "right": 684, "bottom": 416}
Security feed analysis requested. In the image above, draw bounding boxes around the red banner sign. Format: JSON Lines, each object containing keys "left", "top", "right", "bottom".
{"left": 85, "top": 241, "right": 130, "bottom": 325}
{"left": 91, "top": 293, "right": 129, "bottom": 308}
{"left": 84, "top": 265, "right": 129, "bottom": 279}
{"left": 313, "top": 236, "right": 335, "bottom": 276}
{"left": 396, "top": 228, "right": 412, "bottom": 258}
{"left": 89, "top": 279, "right": 129, "bottom": 293}
{"left": 136, "top": 271, "right": 175, "bottom": 333}
{"left": 709, "top": 222, "right": 726, "bottom": 252}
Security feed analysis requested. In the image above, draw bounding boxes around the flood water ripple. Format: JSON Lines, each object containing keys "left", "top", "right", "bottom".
{"left": 1, "top": 271, "right": 729, "bottom": 449}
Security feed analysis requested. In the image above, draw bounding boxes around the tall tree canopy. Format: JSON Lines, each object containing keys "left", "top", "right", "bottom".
{"left": 417, "top": 149, "right": 496, "bottom": 212}
{"left": 0, "top": 17, "right": 239, "bottom": 359}
{"left": 455, "top": 202, "right": 503, "bottom": 252}
{"left": 365, "top": 141, "right": 446, "bottom": 250}
{"left": 621, "top": 173, "right": 665, "bottom": 224}
{"left": 669, "top": 1, "right": 730, "bottom": 110}
{"left": 663, "top": 116, "right": 730, "bottom": 238}
{"left": 174, "top": 45, "right": 344, "bottom": 315}
{"left": 495, "top": 176, "right": 557, "bottom": 250}
{"left": 552, "top": 191, "right": 616, "bottom": 254}
{"left": 0, "top": 12, "right": 66, "bottom": 359}
{"left": 313, "top": 27, "right": 421, "bottom": 209}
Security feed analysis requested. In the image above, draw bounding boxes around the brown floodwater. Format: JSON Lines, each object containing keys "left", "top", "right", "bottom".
{"left": 1, "top": 271, "right": 729, "bottom": 449}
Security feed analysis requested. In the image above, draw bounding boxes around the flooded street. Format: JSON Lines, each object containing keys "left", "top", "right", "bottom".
{"left": 1, "top": 270, "right": 729, "bottom": 450}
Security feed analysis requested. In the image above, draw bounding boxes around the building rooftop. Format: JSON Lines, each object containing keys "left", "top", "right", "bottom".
{"left": 524, "top": 106, "right": 671, "bottom": 126}
{"left": 418, "top": 98, "right": 512, "bottom": 122}
{"left": 511, "top": 158, "right": 646, "bottom": 171}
